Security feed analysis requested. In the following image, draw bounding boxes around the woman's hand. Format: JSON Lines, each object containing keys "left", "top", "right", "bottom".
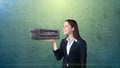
{"left": 44, "top": 39, "right": 56, "bottom": 43}
{"left": 44, "top": 39, "right": 58, "bottom": 50}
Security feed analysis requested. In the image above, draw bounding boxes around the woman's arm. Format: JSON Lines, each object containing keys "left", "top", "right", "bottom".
{"left": 45, "top": 39, "right": 58, "bottom": 50}
{"left": 45, "top": 39, "right": 63, "bottom": 60}
{"left": 53, "top": 41, "right": 58, "bottom": 51}
{"left": 53, "top": 40, "right": 64, "bottom": 60}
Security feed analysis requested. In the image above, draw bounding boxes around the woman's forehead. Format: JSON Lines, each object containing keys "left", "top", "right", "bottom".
{"left": 64, "top": 22, "right": 69, "bottom": 25}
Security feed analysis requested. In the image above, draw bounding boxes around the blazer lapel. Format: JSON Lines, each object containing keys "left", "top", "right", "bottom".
{"left": 68, "top": 41, "right": 76, "bottom": 56}
{"left": 64, "top": 40, "right": 78, "bottom": 56}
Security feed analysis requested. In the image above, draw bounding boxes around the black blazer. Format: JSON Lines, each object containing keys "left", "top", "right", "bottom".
{"left": 53, "top": 39, "right": 87, "bottom": 68}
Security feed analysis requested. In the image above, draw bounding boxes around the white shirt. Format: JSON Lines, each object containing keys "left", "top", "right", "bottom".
{"left": 66, "top": 38, "right": 77, "bottom": 55}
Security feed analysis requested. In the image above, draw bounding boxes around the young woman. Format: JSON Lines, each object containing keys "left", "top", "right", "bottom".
{"left": 47, "top": 19, "right": 87, "bottom": 68}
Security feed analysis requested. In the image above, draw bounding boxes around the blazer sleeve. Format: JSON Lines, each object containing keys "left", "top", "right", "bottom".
{"left": 79, "top": 40, "right": 87, "bottom": 68}
{"left": 53, "top": 39, "right": 64, "bottom": 61}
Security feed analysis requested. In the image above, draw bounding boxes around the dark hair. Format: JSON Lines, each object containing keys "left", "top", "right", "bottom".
{"left": 65, "top": 19, "right": 82, "bottom": 40}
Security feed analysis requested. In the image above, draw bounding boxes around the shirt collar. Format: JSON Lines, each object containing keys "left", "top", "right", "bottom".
{"left": 66, "top": 37, "right": 77, "bottom": 42}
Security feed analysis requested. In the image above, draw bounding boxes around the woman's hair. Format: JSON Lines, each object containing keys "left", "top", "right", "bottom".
{"left": 65, "top": 19, "right": 82, "bottom": 40}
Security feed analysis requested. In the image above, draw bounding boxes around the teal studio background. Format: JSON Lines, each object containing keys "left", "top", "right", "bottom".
{"left": 0, "top": 0, "right": 120, "bottom": 68}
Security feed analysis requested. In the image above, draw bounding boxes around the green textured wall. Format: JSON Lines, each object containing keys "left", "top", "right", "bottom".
{"left": 0, "top": 0, "right": 120, "bottom": 68}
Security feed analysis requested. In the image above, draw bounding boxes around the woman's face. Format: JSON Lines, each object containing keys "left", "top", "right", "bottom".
{"left": 63, "top": 21, "right": 74, "bottom": 35}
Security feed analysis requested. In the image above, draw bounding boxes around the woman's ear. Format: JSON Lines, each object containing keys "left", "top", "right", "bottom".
{"left": 72, "top": 27, "right": 75, "bottom": 31}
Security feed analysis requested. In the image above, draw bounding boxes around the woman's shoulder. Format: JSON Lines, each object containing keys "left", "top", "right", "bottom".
{"left": 60, "top": 38, "right": 67, "bottom": 44}
{"left": 77, "top": 39, "right": 87, "bottom": 46}
{"left": 61, "top": 38, "right": 67, "bottom": 43}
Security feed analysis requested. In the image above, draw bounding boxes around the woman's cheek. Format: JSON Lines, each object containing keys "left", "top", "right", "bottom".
{"left": 64, "top": 30, "right": 68, "bottom": 35}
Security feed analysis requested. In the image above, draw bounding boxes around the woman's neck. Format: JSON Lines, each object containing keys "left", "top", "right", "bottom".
{"left": 68, "top": 33, "right": 74, "bottom": 40}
